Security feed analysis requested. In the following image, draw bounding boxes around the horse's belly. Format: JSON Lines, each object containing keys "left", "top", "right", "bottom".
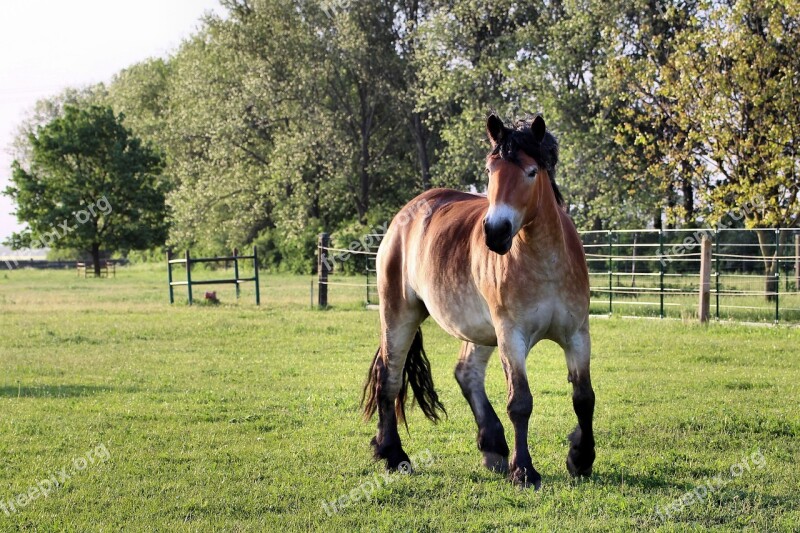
{"left": 420, "top": 287, "right": 497, "bottom": 346}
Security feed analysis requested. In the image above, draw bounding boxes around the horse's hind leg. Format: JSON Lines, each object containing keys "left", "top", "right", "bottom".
{"left": 564, "top": 326, "right": 596, "bottom": 477}
{"left": 362, "top": 301, "right": 426, "bottom": 471}
{"left": 454, "top": 342, "right": 509, "bottom": 473}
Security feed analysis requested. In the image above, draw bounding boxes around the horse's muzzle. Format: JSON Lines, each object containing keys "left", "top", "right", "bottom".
{"left": 483, "top": 218, "right": 513, "bottom": 255}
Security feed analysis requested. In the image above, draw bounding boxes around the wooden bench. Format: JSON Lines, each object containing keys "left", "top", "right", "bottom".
{"left": 76, "top": 261, "right": 116, "bottom": 278}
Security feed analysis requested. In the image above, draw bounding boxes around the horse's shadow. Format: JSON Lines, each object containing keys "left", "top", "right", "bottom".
{"left": 579, "top": 470, "right": 695, "bottom": 492}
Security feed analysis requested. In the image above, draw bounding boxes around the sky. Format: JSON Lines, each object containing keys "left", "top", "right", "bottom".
{"left": 0, "top": 0, "right": 226, "bottom": 246}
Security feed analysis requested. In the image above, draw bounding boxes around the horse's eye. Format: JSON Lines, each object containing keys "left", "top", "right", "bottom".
{"left": 528, "top": 168, "right": 538, "bottom": 177}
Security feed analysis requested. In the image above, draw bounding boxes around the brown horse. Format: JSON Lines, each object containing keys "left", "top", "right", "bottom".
{"left": 362, "top": 114, "right": 594, "bottom": 488}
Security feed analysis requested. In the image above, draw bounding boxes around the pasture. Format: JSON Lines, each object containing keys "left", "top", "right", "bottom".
{"left": 1, "top": 267, "right": 798, "bottom": 531}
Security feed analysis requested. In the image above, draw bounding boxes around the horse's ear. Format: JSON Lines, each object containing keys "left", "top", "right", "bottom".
{"left": 531, "top": 115, "right": 546, "bottom": 143}
{"left": 486, "top": 114, "right": 508, "bottom": 147}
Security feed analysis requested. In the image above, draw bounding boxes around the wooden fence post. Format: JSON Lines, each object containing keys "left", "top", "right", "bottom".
{"left": 699, "top": 236, "right": 712, "bottom": 323}
{"left": 233, "top": 247, "right": 241, "bottom": 300}
{"left": 795, "top": 234, "right": 799, "bottom": 292}
{"left": 167, "top": 250, "right": 174, "bottom": 304}
{"left": 185, "top": 250, "right": 193, "bottom": 306}
{"left": 253, "top": 246, "right": 261, "bottom": 306}
{"left": 318, "top": 233, "right": 330, "bottom": 308}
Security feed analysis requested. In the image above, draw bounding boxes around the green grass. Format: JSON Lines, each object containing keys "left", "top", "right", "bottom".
{"left": 0, "top": 266, "right": 799, "bottom": 531}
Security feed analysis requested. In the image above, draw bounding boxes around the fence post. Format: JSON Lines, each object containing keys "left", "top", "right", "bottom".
{"left": 233, "top": 247, "right": 241, "bottom": 300}
{"left": 659, "top": 229, "right": 664, "bottom": 318}
{"left": 795, "top": 234, "right": 799, "bottom": 292}
{"left": 699, "top": 236, "right": 712, "bottom": 323}
{"left": 167, "top": 250, "right": 174, "bottom": 304}
{"left": 607, "top": 230, "right": 613, "bottom": 315}
{"left": 318, "top": 233, "right": 330, "bottom": 308}
{"left": 253, "top": 246, "right": 261, "bottom": 306}
{"left": 185, "top": 250, "right": 193, "bottom": 306}
{"left": 775, "top": 229, "right": 780, "bottom": 323}
{"left": 714, "top": 231, "right": 720, "bottom": 321}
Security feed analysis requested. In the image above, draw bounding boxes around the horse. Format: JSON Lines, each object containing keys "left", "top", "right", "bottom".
{"left": 362, "top": 114, "right": 595, "bottom": 488}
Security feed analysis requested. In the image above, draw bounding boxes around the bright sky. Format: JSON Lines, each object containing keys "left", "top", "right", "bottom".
{"left": 0, "top": 0, "right": 225, "bottom": 244}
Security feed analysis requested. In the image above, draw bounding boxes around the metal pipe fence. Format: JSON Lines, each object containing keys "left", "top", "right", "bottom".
{"left": 317, "top": 228, "right": 800, "bottom": 323}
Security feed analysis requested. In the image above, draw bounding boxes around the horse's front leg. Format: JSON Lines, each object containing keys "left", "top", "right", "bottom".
{"left": 454, "top": 342, "right": 509, "bottom": 473}
{"left": 498, "top": 331, "right": 540, "bottom": 489}
{"left": 564, "top": 326, "right": 595, "bottom": 477}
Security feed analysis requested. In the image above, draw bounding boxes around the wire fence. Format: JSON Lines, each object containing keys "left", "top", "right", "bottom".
{"left": 318, "top": 228, "right": 800, "bottom": 323}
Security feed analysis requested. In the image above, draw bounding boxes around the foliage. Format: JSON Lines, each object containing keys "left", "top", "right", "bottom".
{"left": 7, "top": 0, "right": 799, "bottom": 271}
{"left": 4, "top": 105, "right": 168, "bottom": 274}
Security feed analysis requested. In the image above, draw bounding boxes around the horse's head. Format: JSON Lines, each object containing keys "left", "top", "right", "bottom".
{"left": 483, "top": 114, "right": 561, "bottom": 255}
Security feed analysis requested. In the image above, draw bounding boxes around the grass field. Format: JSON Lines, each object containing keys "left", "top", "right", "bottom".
{"left": 1, "top": 266, "right": 799, "bottom": 531}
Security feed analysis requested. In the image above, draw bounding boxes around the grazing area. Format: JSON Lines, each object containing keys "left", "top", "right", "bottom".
{"left": 1, "top": 267, "right": 798, "bottom": 530}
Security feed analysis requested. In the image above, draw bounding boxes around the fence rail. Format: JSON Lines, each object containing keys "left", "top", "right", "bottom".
{"left": 167, "top": 247, "right": 260, "bottom": 305}
{"left": 317, "top": 228, "right": 800, "bottom": 324}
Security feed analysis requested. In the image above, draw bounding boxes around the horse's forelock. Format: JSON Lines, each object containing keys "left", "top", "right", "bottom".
{"left": 490, "top": 121, "right": 562, "bottom": 206}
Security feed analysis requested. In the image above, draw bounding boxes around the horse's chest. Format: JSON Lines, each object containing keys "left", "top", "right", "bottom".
{"left": 516, "top": 295, "right": 584, "bottom": 346}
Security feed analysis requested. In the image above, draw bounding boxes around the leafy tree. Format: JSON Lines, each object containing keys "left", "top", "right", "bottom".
{"left": 104, "top": 58, "right": 172, "bottom": 156}
{"left": 10, "top": 85, "right": 107, "bottom": 169}
{"left": 662, "top": 0, "right": 800, "bottom": 296}
{"left": 4, "top": 105, "right": 168, "bottom": 275}
{"left": 600, "top": 0, "right": 702, "bottom": 229}
{"left": 414, "top": 0, "right": 539, "bottom": 190}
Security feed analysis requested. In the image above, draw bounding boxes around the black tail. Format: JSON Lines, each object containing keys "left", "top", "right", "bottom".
{"left": 361, "top": 329, "right": 446, "bottom": 426}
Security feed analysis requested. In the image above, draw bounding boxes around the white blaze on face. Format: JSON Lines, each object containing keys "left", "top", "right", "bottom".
{"left": 484, "top": 203, "right": 523, "bottom": 235}
{"left": 484, "top": 162, "right": 539, "bottom": 236}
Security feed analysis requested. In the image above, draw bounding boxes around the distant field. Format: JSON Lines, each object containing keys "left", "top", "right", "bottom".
{"left": 0, "top": 266, "right": 798, "bottom": 531}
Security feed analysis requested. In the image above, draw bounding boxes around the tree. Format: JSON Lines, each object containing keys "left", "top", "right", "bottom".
{"left": 662, "top": 0, "right": 800, "bottom": 298}
{"left": 4, "top": 105, "right": 168, "bottom": 275}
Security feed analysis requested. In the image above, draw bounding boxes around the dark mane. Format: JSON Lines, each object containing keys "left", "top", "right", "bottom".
{"left": 490, "top": 117, "right": 563, "bottom": 206}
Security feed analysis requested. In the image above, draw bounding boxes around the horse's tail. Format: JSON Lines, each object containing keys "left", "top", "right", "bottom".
{"left": 361, "top": 328, "right": 446, "bottom": 426}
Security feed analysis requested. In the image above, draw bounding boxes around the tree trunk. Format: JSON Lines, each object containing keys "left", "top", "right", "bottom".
{"left": 91, "top": 243, "right": 101, "bottom": 278}
{"left": 358, "top": 143, "right": 369, "bottom": 224}
{"left": 411, "top": 112, "right": 431, "bottom": 190}
{"left": 356, "top": 86, "right": 372, "bottom": 224}
{"left": 666, "top": 183, "right": 676, "bottom": 229}
{"left": 681, "top": 173, "right": 694, "bottom": 225}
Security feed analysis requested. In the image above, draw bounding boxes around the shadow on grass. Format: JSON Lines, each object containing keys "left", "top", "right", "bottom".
{"left": 0, "top": 384, "right": 125, "bottom": 398}
{"left": 588, "top": 471, "right": 696, "bottom": 492}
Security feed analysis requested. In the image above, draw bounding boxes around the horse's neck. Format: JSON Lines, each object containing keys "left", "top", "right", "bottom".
{"left": 518, "top": 171, "right": 566, "bottom": 256}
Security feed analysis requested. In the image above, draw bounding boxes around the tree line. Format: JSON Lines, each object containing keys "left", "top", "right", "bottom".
{"left": 6, "top": 0, "right": 798, "bottom": 273}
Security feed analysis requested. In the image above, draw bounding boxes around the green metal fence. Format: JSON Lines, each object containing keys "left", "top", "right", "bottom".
{"left": 333, "top": 228, "right": 800, "bottom": 323}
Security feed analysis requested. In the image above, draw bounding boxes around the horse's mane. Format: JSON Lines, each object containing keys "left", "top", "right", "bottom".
{"left": 489, "top": 117, "right": 563, "bottom": 206}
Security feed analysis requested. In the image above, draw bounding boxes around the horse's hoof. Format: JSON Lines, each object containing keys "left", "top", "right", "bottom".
{"left": 566, "top": 451, "right": 594, "bottom": 477}
{"left": 371, "top": 436, "right": 412, "bottom": 472}
{"left": 509, "top": 466, "right": 541, "bottom": 489}
{"left": 482, "top": 452, "right": 509, "bottom": 474}
{"left": 393, "top": 459, "right": 414, "bottom": 474}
